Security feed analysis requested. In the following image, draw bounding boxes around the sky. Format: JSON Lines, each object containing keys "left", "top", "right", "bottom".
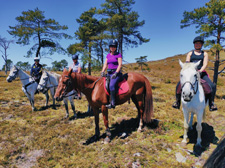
{"left": 0, "top": 0, "right": 210, "bottom": 69}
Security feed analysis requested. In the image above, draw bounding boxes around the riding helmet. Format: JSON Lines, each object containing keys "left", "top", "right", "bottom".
{"left": 193, "top": 36, "right": 204, "bottom": 44}
{"left": 72, "top": 55, "right": 79, "bottom": 60}
{"left": 34, "top": 57, "right": 40, "bottom": 61}
{"left": 109, "top": 40, "right": 118, "bottom": 48}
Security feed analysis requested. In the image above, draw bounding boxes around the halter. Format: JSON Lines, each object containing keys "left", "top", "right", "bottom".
{"left": 181, "top": 74, "right": 199, "bottom": 95}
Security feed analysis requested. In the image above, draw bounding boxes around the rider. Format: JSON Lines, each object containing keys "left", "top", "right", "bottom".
{"left": 69, "top": 54, "right": 82, "bottom": 99}
{"left": 101, "top": 39, "right": 123, "bottom": 109}
{"left": 172, "top": 36, "right": 217, "bottom": 111}
{"left": 30, "top": 57, "right": 43, "bottom": 84}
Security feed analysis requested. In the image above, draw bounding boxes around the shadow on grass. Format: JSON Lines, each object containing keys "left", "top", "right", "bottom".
{"left": 83, "top": 118, "right": 159, "bottom": 145}
{"left": 37, "top": 104, "right": 61, "bottom": 111}
{"left": 69, "top": 110, "right": 95, "bottom": 120}
{"left": 180, "top": 122, "right": 219, "bottom": 157}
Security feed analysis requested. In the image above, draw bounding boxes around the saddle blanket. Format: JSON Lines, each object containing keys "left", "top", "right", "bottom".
{"left": 104, "top": 78, "right": 129, "bottom": 95}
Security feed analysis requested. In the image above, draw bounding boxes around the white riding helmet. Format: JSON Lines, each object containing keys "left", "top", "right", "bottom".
{"left": 34, "top": 57, "right": 40, "bottom": 61}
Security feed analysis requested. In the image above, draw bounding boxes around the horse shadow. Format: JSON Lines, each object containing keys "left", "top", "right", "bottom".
{"left": 83, "top": 118, "right": 159, "bottom": 145}
{"left": 37, "top": 104, "right": 61, "bottom": 111}
{"left": 181, "top": 122, "right": 219, "bottom": 157}
{"left": 69, "top": 110, "right": 94, "bottom": 120}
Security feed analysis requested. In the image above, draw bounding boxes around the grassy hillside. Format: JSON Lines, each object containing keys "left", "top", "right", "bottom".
{"left": 0, "top": 51, "right": 225, "bottom": 167}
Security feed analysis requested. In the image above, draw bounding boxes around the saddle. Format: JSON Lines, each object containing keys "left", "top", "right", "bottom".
{"left": 104, "top": 74, "right": 129, "bottom": 96}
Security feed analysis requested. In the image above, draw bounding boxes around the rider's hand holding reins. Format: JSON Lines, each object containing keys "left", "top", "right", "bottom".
{"left": 101, "top": 72, "right": 105, "bottom": 77}
{"left": 111, "top": 72, "right": 117, "bottom": 79}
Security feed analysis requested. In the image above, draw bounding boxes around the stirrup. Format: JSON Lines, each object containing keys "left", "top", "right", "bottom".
{"left": 172, "top": 101, "right": 180, "bottom": 109}
{"left": 209, "top": 103, "right": 217, "bottom": 111}
{"left": 105, "top": 104, "right": 115, "bottom": 109}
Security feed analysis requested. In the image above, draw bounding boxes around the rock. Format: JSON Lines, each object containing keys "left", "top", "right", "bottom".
{"left": 175, "top": 152, "right": 186, "bottom": 163}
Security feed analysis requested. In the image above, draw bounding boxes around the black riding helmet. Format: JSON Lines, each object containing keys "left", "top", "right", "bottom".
{"left": 193, "top": 36, "right": 204, "bottom": 44}
{"left": 109, "top": 40, "right": 118, "bottom": 48}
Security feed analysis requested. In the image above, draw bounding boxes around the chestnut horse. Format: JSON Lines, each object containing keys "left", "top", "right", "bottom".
{"left": 55, "top": 68, "right": 154, "bottom": 143}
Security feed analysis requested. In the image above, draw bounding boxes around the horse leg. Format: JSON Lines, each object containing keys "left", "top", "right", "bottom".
{"left": 45, "top": 92, "right": 49, "bottom": 107}
{"left": 196, "top": 112, "right": 203, "bottom": 147}
{"left": 50, "top": 88, "right": 55, "bottom": 108}
{"left": 182, "top": 109, "right": 189, "bottom": 144}
{"left": 93, "top": 108, "right": 100, "bottom": 140}
{"left": 30, "top": 95, "right": 35, "bottom": 111}
{"left": 101, "top": 105, "right": 110, "bottom": 143}
{"left": 70, "top": 97, "right": 77, "bottom": 119}
{"left": 131, "top": 95, "right": 143, "bottom": 132}
{"left": 63, "top": 98, "right": 69, "bottom": 119}
{"left": 188, "top": 112, "right": 194, "bottom": 130}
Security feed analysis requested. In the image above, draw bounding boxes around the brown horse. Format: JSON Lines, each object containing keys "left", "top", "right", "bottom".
{"left": 55, "top": 68, "right": 154, "bottom": 143}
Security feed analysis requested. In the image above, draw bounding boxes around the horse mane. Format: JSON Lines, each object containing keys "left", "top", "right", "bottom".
{"left": 46, "top": 71, "right": 61, "bottom": 81}
{"left": 203, "top": 135, "right": 225, "bottom": 168}
{"left": 71, "top": 72, "right": 99, "bottom": 90}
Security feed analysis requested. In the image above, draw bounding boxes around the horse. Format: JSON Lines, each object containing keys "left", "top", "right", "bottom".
{"left": 203, "top": 135, "right": 225, "bottom": 168}
{"left": 54, "top": 68, "right": 154, "bottom": 143}
{"left": 6, "top": 66, "right": 49, "bottom": 111}
{"left": 179, "top": 60, "right": 206, "bottom": 147}
{"left": 37, "top": 71, "right": 77, "bottom": 119}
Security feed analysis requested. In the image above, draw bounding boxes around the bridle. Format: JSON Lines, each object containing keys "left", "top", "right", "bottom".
{"left": 38, "top": 72, "right": 58, "bottom": 93}
{"left": 61, "top": 75, "right": 75, "bottom": 98}
{"left": 60, "top": 74, "right": 102, "bottom": 98}
{"left": 8, "top": 68, "right": 33, "bottom": 81}
{"left": 181, "top": 74, "right": 199, "bottom": 95}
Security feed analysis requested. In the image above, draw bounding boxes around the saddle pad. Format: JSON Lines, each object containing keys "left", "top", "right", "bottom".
{"left": 104, "top": 78, "right": 129, "bottom": 95}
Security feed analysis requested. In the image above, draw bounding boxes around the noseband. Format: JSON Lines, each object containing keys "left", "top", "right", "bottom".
{"left": 181, "top": 74, "right": 199, "bottom": 95}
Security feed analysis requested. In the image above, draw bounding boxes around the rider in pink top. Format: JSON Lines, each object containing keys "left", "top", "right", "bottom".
{"left": 101, "top": 40, "right": 123, "bottom": 109}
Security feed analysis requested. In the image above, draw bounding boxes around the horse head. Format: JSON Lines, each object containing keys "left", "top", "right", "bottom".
{"left": 54, "top": 68, "right": 73, "bottom": 101}
{"left": 6, "top": 66, "right": 19, "bottom": 82}
{"left": 37, "top": 71, "right": 49, "bottom": 93}
{"left": 179, "top": 60, "right": 201, "bottom": 102}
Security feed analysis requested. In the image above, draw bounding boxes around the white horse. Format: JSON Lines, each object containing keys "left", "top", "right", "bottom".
{"left": 6, "top": 66, "right": 49, "bottom": 111}
{"left": 37, "top": 71, "right": 77, "bottom": 119}
{"left": 179, "top": 60, "right": 206, "bottom": 147}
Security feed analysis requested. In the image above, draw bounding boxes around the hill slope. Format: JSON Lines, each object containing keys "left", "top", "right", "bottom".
{"left": 0, "top": 52, "right": 225, "bottom": 167}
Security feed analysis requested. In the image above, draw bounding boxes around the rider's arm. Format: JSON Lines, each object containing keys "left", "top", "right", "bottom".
{"left": 116, "top": 57, "right": 122, "bottom": 73}
{"left": 186, "top": 51, "right": 192, "bottom": 62}
{"left": 101, "top": 59, "right": 108, "bottom": 73}
{"left": 199, "top": 52, "right": 208, "bottom": 72}
{"left": 77, "top": 64, "right": 81, "bottom": 73}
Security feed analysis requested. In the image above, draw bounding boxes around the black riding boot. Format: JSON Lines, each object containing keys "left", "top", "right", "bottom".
{"left": 172, "top": 93, "right": 181, "bottom": 109}
{"left": 207, "top": 93, "right": 217, "bottom": 111}
{"left": 106, "top": 90, "right": 116, "bottom": 109}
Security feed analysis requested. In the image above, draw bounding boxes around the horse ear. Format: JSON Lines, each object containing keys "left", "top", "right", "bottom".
{"left": 194, "top": 60, "right": 201, "bottom": 69}
{"left": 179, "top": 59, "right": 184, "bottom": 68}
{"left": 63, "top": 68, "right": 67, "bottom": 73}
{"left": 68, "top": 68, "right": 72, "bottom": 76}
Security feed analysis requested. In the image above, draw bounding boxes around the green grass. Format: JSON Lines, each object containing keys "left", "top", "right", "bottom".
{"left": 0, "top": 53, "right": 225, "bottom": 167}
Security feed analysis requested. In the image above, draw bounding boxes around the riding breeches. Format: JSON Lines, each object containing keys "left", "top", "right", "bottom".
{"left": 108, "top": 72, "right": 123, "bottom": 91}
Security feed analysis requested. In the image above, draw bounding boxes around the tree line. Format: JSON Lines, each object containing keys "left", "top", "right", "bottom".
{"left": 0, "top": 0, "right": 225, "bottom": 87}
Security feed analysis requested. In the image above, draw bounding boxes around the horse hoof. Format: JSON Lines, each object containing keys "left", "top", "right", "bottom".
{"left": 104, "top": 137, "right": 111, "bottom": 144}
{"left": 181, "top": 139, "right": 187, "bottom": 144}
{"left": 137, "top": 128, "right": 142, "bottom": 132}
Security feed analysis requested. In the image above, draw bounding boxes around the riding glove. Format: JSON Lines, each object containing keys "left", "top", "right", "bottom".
{"left": 111, "top": 72, "right": 118, "bottom": 79}
{"left": 101, "top": 72, "right": 105, "bottom": 77}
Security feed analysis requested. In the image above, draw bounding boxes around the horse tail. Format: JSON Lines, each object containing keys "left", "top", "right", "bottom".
{"left": 143, "top": 78, "right": 153, "bottom": 123}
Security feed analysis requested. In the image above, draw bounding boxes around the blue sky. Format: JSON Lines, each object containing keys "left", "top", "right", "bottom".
{"left": 0, "top": 0, "right": 209, "bottom": 69}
